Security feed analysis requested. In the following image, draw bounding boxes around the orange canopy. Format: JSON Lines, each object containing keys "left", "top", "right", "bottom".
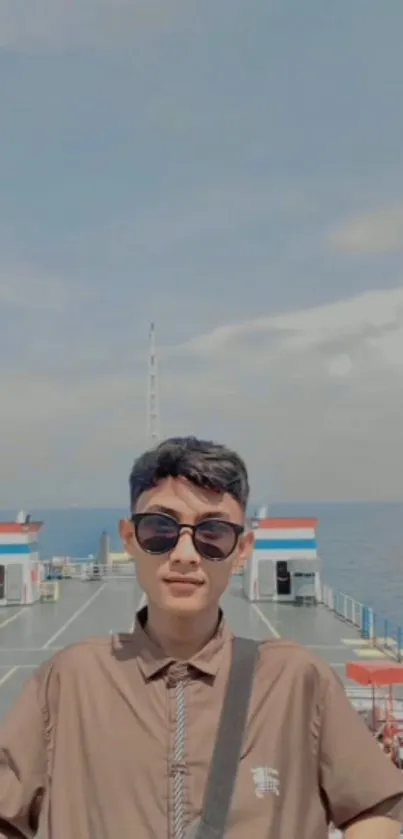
{"left": 346, "top": 661, "right": 403, "bottom": 687}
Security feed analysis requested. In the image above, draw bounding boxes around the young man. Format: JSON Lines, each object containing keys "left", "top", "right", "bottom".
{"left": 0, "top": 436, "right": 402, "bottom": 839}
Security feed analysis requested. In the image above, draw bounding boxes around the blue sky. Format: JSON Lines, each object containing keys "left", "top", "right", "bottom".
{"left": 1, "top": 0, "right": 403, "bottom": 507}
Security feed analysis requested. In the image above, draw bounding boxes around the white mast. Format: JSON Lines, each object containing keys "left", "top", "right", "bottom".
{"left": 147, "top": 321, "right": 160, "bottom": 445}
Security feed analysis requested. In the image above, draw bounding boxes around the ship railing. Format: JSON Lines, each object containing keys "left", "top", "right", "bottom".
{"left": 320, "top": 583, "right": 403, "bottom": 662}
{"left": 345, "top": 686, "right": 403, "bottom": 717}
{"left": 42, "top": 560, "right": 137, "bottom": 580}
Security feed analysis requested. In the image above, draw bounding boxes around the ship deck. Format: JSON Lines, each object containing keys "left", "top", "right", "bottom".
{"left": 0, "top": 574, "right": 392, "bottom": 720}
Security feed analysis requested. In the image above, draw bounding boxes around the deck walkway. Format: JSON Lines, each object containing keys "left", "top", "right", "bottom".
{"left": 0, "top": 574, "right": 389, "bottom": 720}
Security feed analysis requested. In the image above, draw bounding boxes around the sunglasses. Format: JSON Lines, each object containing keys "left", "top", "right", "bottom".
{"left": 131, "top": 512, "right": 244, "bottom": 561}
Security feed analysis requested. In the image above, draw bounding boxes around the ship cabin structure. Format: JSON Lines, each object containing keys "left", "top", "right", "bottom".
{"left": 243, "top": 510, "right": 320, "bottom": 604}
{"left": 0, "top": 514, "right": 43, "bottom": 607}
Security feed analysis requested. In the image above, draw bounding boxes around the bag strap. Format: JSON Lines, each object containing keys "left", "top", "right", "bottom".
{"left": 193, "top": 637, "right": 260, "bottom": 839}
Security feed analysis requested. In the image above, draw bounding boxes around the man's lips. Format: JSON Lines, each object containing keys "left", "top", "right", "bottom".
{"left": 163, "top": 577, "right": 204, "bottom": 586}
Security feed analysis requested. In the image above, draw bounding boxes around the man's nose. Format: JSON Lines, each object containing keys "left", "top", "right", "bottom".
{"left": 169, "top": 529, "right": 200, "bottom": 564}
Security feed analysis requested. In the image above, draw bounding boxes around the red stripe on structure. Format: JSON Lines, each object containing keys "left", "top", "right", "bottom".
{"left": 251, "top": 518, "right": 318, "bottom": 529}
{"left": 0, "top": 522, "right": 43, "bottom": 534}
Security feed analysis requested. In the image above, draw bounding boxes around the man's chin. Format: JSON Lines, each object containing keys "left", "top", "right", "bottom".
{"left": 159, "top": 583, "right": 208, "bottom": 613}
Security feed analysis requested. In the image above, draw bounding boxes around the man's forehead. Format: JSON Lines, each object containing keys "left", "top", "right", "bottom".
{"left": 135, "top": 476, "right": 242, "bottom": 519}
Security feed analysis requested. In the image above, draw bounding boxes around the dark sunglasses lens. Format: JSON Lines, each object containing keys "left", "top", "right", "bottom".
{"left": 195, "top": 520, "right": 237, "bottom": 560}
{"left": 136, "top": 514, "right": 178, "bottom": 554}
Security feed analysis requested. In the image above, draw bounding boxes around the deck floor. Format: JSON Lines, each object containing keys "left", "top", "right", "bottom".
{"left": 0, "top": 574, "right": 390, "bottom": 720}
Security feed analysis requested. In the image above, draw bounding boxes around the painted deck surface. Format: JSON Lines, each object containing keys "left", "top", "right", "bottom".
{"left": 0, "top": 574, "right": 389, "bottom": 719}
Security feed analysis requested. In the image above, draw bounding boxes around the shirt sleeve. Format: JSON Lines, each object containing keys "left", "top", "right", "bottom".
{"left": 0, "top": 670, "right": 48, "bottom": 839}
{"left": 318, "top": 666, "right": 403, "bottom": 829}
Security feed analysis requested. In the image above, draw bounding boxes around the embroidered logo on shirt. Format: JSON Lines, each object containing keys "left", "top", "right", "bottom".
{"left": 251, "top": 767, "right": 280, "bottom": 798}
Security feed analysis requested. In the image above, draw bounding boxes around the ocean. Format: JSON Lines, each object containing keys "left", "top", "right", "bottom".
{"left": 1, "top": 502, "right": 403, "bottom": 626}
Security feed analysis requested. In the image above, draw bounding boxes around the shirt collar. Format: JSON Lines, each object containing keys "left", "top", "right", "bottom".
{"left": 131, "top": 606, "right": 232, "bottom": 680}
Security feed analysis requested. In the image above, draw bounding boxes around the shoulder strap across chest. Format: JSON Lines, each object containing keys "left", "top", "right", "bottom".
{"left": 191, "top": 636, "right": 260, "bottom": 839}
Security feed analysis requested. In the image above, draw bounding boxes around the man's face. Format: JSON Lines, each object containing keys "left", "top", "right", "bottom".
{"left": 119, "top": 476, "right": 253, "bottom": 616}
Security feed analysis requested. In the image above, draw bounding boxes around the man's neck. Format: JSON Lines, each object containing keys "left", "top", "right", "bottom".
{"left": 144, "top": 604, "right": 221, "bottom": 660}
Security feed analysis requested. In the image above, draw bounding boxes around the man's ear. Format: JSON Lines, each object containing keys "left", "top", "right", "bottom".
{"left": 234, "top": 528, "right": 254, "bottom": 571}
{"left": 119, "top": 519, "right": 136, "bottom": 557}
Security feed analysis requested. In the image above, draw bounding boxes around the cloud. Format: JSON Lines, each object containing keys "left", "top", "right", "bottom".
{"left": 0, "top": 0, "right": 190, "bottom": 52}
{"left": 328, "top": 204, "right": 403, "bottom": 256}
{"left": 171, "top": 286, "right": 403, "bottom": 369}
{"left": 1, "top": 285, "right": 403, "bottom": 507}
{"left": 158, "top": 286, "right": 403, "bottom": 503}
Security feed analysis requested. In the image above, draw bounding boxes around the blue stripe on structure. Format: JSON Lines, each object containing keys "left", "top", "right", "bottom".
{"left": 254, "top": 539, "right": 317, "bottom": 550}
{"left": 0, "top": 543, "right": 39, "bottom": 555}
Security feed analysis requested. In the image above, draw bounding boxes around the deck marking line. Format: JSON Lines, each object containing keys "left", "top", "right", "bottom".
{"left": 343, "top": 636, "right": 398, "bottom": 647}
{"left": 0, "top": 609, "right": 25, "bottom": 631}
{"left": 354, "top": 648, "right": 387, "bottom": 658}
{"left": 42, "top": 583, "right": 107, "bottom": 649}
{"left": 252, "top": 604, "right": 281, "bottom": 639}
{"left": 371, "top": 636, "right": 397, "bottom": 646}
{"left": 0, "top": 666, "right": 19, "bottom": 687}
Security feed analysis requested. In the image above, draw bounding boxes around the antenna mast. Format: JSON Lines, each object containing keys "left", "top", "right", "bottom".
{"left": 147, "top": 321, "right": 160, "bottom": 445}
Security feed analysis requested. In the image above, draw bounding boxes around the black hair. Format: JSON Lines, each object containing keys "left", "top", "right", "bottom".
{"left": 129, "top": 436, "right": 249, "bottom": 510}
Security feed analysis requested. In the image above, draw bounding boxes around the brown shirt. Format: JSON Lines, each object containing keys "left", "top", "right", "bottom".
{"left": 0, "top": 608, "right": 403, "bottom": 839}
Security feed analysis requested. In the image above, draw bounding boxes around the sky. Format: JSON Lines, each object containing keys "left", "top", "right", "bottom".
{"left": 1, "top": 0, "right": 403, "bottom": 507}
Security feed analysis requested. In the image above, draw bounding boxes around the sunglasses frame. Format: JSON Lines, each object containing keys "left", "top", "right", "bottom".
{"left": 130, "top": 512, "right": 244, "bottom": 561}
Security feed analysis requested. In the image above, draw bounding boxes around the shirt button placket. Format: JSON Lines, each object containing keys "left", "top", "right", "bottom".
{"left": 167, "top": 664, "right": 189, "bottom": 839}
